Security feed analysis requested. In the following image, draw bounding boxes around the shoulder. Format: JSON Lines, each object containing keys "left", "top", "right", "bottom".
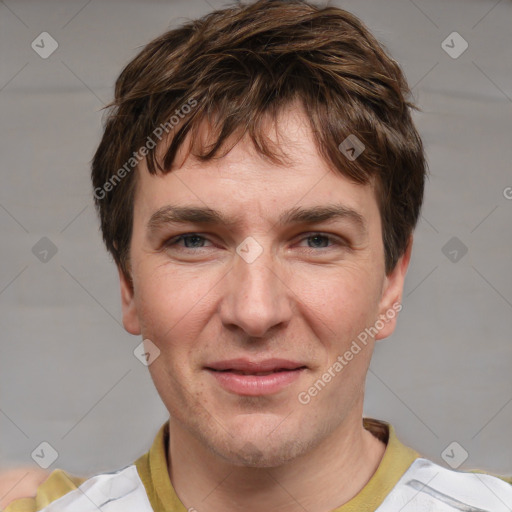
{"left": 3, "top": 469, "right": 85, "bottom": 512}
{"left": 378, "top": 457, "right": 512, "bottom": 511}
{"left": 3, "top": 465, "right": 153, "bottom": 512}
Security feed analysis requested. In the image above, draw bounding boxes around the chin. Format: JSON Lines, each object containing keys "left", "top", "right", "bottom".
{"left": 218, "top": 436, "right": 308, "bottom": 468}
{"left": 206, "top": 415, "right": 318, "bottom": 468}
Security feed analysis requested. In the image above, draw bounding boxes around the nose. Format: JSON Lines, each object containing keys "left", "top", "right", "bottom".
{"left": 219, "top": 243, "right": 293, "bottom": 339}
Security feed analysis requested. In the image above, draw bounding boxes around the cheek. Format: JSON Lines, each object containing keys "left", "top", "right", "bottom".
{"left": 291, "top": 265, "right": 381, "bottom": 336}
{"left": 134, "top": 265, "right": 216, "bottom": 347}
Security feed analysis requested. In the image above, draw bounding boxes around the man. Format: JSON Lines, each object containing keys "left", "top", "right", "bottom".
{"left": 3, "top": 0, "right": 511, "bottom": 510}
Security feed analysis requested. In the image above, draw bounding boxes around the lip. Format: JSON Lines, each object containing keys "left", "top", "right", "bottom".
{"left": 205, "top": 358, "right": 307, "bottom": 396}
{"left": 205, "top": 358, "right": 307, "bottom": 373}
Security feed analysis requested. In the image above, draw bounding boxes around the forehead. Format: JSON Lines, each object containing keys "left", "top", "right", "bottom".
{"left": 133, "top": 103, "right": 380, "bottom": 230}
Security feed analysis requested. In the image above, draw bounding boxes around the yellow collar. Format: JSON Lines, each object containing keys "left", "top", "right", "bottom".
{"left": 134, "top": 417, "right": 421, "bottom": 512}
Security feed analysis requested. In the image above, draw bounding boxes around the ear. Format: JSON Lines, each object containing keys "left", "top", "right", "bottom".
{"left": 118, "top": 265, "right": 141, "bottom": 335}
{"left": 374, "top": 235, "right": 413, "bottom": 341}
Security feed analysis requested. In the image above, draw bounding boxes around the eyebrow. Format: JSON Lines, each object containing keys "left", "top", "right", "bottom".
{"left": 147, "top": 204, "right": 367, "bottom": 234}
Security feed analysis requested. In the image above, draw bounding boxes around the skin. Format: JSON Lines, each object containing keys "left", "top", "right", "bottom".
{"left": 0, "top": 468, "right": 49, "bottom": 508}
{"left": 119, "top": 101, "right": 412, "bottom": 512}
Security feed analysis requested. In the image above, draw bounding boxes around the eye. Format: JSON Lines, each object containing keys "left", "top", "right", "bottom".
{"left": 296, "top": 233, "right": 344, "bottom": 250}
{"left": 162, "top": 232, "right": 347, "bottom": 255}
{"left": 164, "top": 233, "right": 213, "bottom": 250}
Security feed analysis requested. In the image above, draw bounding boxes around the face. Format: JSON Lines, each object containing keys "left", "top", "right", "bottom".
{"left": 119, "top": 103, "right": 411, "bottom": 468}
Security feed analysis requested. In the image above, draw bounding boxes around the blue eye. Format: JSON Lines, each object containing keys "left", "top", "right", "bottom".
{"left": 165, "top": 233, "right": 212, "bottom": 249}
{"left": 297, "top": 233, "right": 344, "bottom": 250}
{"left": 302, "top": 234, "right": 333, "bottom": 248}
{"left": 163, "top": 232, "right": 344, "bottom": 253}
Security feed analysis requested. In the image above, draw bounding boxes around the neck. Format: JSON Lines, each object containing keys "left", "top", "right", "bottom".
{"left": 167, "top": 411, "right": 386, "bottom": 512}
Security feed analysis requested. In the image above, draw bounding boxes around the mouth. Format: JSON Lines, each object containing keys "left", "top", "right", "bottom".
{"left": 205, "top": 358, "right": 307, "bottom": 373}
{"left": 210, "top": 368, "right": 305, "bottom": 376}
{"left": 205, "top": 359, "right": 308, "bottom": 396}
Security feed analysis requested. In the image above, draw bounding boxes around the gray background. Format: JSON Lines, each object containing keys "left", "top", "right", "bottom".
{"left": 1, "top": 0, "right": 511, "bottom": 479}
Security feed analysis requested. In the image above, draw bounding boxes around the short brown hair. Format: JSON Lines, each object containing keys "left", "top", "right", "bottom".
{"left": 91, "top": 0, "right": 427, "bottom": 282}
